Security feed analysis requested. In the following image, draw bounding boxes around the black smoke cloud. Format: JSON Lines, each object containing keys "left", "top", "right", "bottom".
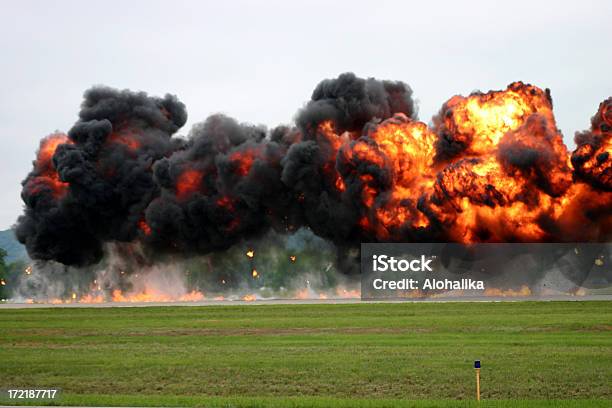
{"left": 571, "top": 97, "right": 612, "bottom": 191}
{"left": 16, "top": 73, "right": 418, "bottom": 268}
{"left": 145, "top": 114, "right": 291, "bottom": 255}
{"left": 282, "top": 73, "right": 417, "bottom": 247}
{"left": 15, "top": 74, "right": 612, "bottom": 272}
{"left": 296, "top": 72, "right": 417, "bottom": 137}
{"left": 16, "top": 87, "right": 187, "bottom": 265}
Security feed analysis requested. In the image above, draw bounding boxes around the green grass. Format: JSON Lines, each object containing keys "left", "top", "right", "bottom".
{"left": 0, "top": 302, "right": 610, "bottom": 407}
{"left": 4, "top": 394, "right": 610, "bottom": 408}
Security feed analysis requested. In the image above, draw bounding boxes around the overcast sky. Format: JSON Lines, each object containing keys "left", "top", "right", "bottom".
{"left": 0, "top": 0, "right": 610, "bottom": 230}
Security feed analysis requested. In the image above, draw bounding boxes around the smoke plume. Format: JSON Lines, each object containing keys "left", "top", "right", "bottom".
{"left": 15, "top": 74, "right": 612, "bottom": 277}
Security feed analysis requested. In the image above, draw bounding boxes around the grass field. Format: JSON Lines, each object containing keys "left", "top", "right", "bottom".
{"left": 0, "top": 301, "right": 610, "bottom": 407}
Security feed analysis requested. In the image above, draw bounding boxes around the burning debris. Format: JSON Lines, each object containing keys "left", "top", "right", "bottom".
{"left": 483, "top": 285, "right": 532, "bottom": 298}
{"left": 10, "top": 73, "right": 612, "bottom": 302}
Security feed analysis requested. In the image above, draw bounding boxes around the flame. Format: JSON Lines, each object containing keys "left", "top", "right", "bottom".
{"left": 440, "top": 83, "right": 552, "bottom": 155}
{"left": 38, "top": 134, "right": 70, "bottom": 164}
{"left": 24, "top": 281, "right": 598, "bottom": 303}
{"left": 111, "top": 288, "right": 204, "bottom": 303}
{"left": 14, "top": 83, "right": 612, "bottom": 306}
{"left": 108, "top": 130, "right": 141, "bottom": 151}
{"left": 176, "top": 169, "right": 203, "bottom": 199}
{"left": 425, "top": 86, "right": 573, "bottom": 243}
{"left": 229, "top": 148, "right": 262, "bottom": 176}
{"left": 217, "top": 196, "right": 235, "bottom": 209}
{"left": 362, "top": 115, "right": 438, "bottom": 234}
{"left": 0, "top": 279, "right": 6, "bottom": 286}
{"left": 318, "top": 121, "right": 349, "bottom": 191}
{"left": 312, "top": 82, "right": 612, "bottom": 243}
{"left": 179, "top": 291, "right": 206, "bottom": 302}
{"left": 335, "top": 175, "right": 346, "bottom": 191}
{"left": 572, "top": 98, "right": 612, "bottom": 190}
{"left": 39, "top": 288, "right": 206, "bottom": 304}
{"left": 79, "top": 293, "right": 105, "bottom": 303}
{"left": 483, "top": 285, "right": 532, "bottom": 297}
{"left": 138, "top": 219, "right": 152, "bottom": 236}
{"left": 26, "top": 134, "right": 73, "bottom": 199}
{"left": 24, "top": 265, "right": 32, "bottom": 275}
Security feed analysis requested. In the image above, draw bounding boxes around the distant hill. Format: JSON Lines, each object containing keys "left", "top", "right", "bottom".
{"left": 0, "top": 229, "right": 28, "bottom": 263}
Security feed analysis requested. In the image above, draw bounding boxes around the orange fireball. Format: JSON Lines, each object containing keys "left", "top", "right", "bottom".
{"left": 176, "top": 169, "right": 203, "bottom": 199}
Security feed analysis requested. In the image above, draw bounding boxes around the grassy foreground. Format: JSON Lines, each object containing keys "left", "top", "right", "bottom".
{"left": 0, "top": 302, "right": 610, "bottom": 407}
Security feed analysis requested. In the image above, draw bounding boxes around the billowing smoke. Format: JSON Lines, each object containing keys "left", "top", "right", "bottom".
{"left": 16, "top": 88, "right": 187, "bottom": 265}
{"left": 14, "top": 74, "right": 612, "bottom": 285}
{"left": 572, "top": 98, "right": 612, "bottom": 191}
{"left": 145, "top": 114, "right": 292, "bottom": 257}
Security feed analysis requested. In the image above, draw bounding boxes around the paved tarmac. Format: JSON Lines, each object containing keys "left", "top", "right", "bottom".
{"left": 1, "top": 294, "right": 610, "bottom": 309}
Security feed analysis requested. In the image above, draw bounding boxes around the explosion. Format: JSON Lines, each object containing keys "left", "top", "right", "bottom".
{"left": 23, "top": 134, "right": 73, "bottom": 199}
{"left": 572, "top": 98, "right": 612, "bottom": 191}
{"left": 12, "top": 73, "right": 612, "bottom": 302}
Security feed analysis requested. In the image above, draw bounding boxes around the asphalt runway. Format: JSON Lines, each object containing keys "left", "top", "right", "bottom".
{"left": 1, "top": 295, "right": 611, "bottom": 309}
